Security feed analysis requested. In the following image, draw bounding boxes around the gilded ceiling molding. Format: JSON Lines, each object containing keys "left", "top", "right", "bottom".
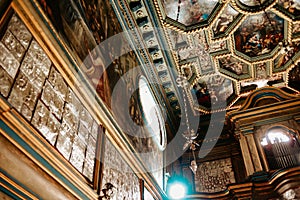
{"left": 231, "top": 0, "right": 277, "bottom": 14}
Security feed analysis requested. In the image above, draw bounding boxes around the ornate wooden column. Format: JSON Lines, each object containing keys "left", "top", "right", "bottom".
{"left": 234, "top": 126, "right": 263, "bottom": 176}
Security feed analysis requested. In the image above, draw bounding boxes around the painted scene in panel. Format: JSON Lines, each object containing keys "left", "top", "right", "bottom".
{"left": 218, "top": 55, "right": 249, "bottom": 76}
{"left": 234, "top": 12, "right": 284, "bottom": 57}
{"left": 273, "top": 42, "right": 300, "bottom": 69}
{"left": 213, "top": 4, "right": 239, "bottom": 36}
{"left": 278, "top": 0, "right": 300, "bottom": 15}
{"left": 162, "top": 0, "right": 219, "bottom": 26}
{"left": 191, "top": 75, "right": 234, "bottom": 109}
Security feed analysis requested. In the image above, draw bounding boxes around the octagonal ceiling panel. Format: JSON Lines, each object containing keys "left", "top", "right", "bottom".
{"left": 161, "top": 0, "right": 220, "bottom": 27}
{"left": 234, "top": 12, "right": 284, "bottom": 58}
{"left": 124, "top": 0, "right": 300, "bottom": 114}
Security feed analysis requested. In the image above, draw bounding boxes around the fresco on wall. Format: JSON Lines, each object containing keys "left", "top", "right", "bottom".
{"left": 191, "top": 75, "right": 234, "bottom": 109}
{"left": 234, "top": 12, "right": 284, "bottom": 57}
{"left": 212, "top": 4, "right": 239, "bottom": 36}
{"left": 37, "top": 0, "right": 135, "bottom": 108}
{"left": 162, "top": 0, "right": 219, "bottom": 26}
{"left": 218, "top": 55, "right": 249, "bottom": 76}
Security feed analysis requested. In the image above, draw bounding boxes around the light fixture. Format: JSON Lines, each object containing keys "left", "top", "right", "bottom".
{"left": 168, "top": 183, "right": 186, "bottom": 199}
{"left": 176, "top": 75, "right": 199, "bottom": 175}
{"left": 166, "top": 175, "right": 189, "bottom": 199}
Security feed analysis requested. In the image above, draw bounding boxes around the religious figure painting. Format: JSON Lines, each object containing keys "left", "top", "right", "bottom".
{"left": 218, "top": 55, "right": 249, "bottom": 76}
{"left": 191, "top": 75, "right": 234, "bottom": 109}
{"left": 273, "top": 42, "right": 300, "bottom": 70}
{"left": 37, "top": 0, "right": 141, "bottom": 110}
{"left": 254, "top": 63, "right": 268, "bottom": 79}
{"left": 292, "top": 22, "right": 300, "bottom": 37}
{"left": 234, "top": 12, "right": 284, "bottom": 57}
{"left": 181, "top": 64, "right": 197, "bottom": 82}
{"left": 278, "top": 0, "right": 300, "bottom": 16}
{"left": 212, "top": 4, "right": 239, "bottom": 36}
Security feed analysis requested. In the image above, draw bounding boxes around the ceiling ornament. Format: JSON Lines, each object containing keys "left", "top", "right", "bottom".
{"left": 149, "top": 0, "right": 300, "bottom": 114}
{"left": 176, "top": 75, "right": 199, "bottom": 174}
{"left": 122, "top": 0, "right": 300, "bottom": 116}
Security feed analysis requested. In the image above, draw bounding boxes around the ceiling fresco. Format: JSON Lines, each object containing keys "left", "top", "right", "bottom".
{"left": 234, "top": 12, "right": 284, "bottom": 57}
{"left": 149, "top": 0, "right": 300, "bottom": 113}
{"left": 116, "top": 0, "right": 300, "bottom": 114}
{"left": 212, "top": 4, "right": 240, "bottom": 38}
{"left": 238, "top": 0, "right": 268, "bottom": 6}
{"left": 217, "top": 55, "right": 251, "bottom": 79}
{"left": 162, "top": 0, "right": 220, "bottom": 26}
{"left": 277, "top": 0, "right": 300, "bottom": 18}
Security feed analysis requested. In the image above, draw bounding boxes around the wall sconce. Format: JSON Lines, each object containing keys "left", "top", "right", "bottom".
{"left": 99, "top": 183, "right": 116, "bottom": 200}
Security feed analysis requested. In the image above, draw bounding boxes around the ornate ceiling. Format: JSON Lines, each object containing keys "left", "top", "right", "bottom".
{"left": 122, "top": 0, "right": 300, "bottom": 115}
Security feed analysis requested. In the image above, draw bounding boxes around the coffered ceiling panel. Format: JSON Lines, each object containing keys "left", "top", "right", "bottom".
{"left": 122, "top": 0, "right": 300, "bottom": 114}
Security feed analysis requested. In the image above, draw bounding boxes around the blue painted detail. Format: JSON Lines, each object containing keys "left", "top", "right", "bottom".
{"left": 0, "top": 171, "right": 38, "bottom": 199}
{"left": 0, "top": 186, "right": 22, "bottom": 200}
{"left": 249, "top": 91, "right": 285, "bottom": 107}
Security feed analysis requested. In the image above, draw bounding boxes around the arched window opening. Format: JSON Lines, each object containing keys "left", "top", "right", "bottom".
{"left": 261, "top": 127, "right": 300, "bottom": 170}
{"left": 138, "top": 76, "right": 167, "bottom": 150}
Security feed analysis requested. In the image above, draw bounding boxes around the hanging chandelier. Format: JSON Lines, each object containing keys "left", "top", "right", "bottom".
{"left": 176, "top": 75, "right": 199, "bottom": 175}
